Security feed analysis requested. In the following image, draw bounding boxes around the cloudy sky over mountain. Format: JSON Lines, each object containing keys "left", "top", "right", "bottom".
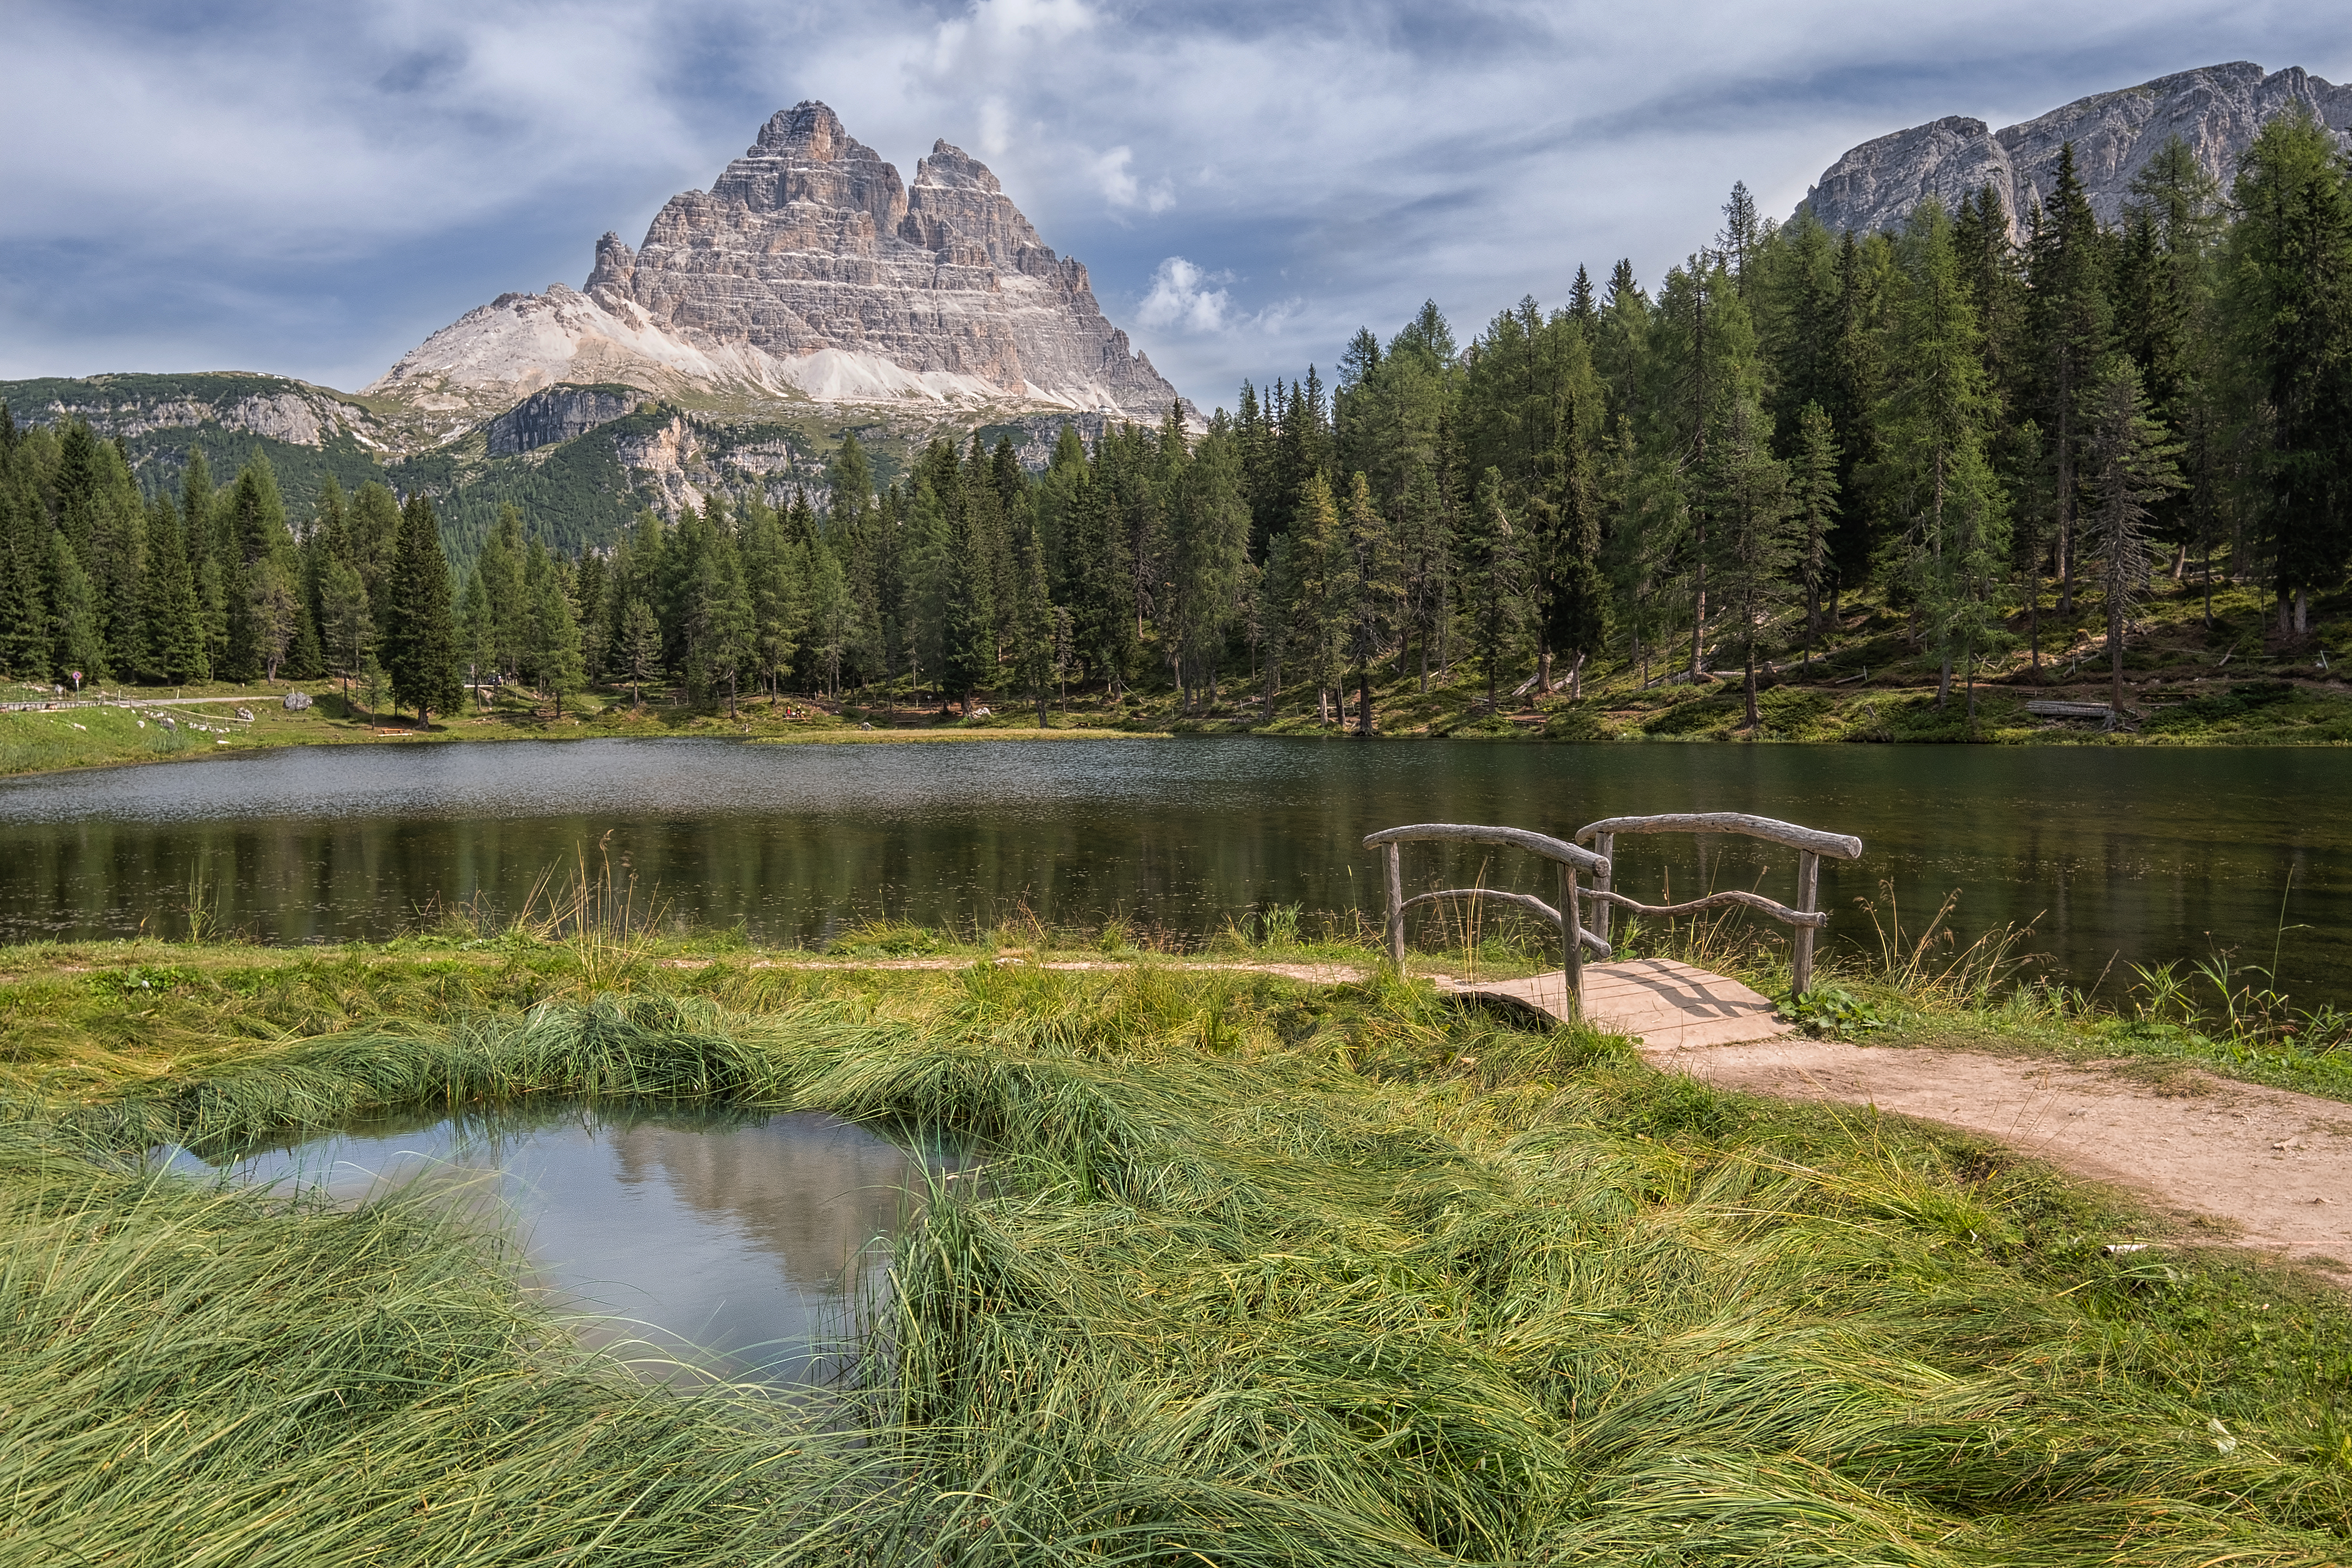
{"left": 3, "top": 0, "right": 2346, "bottom": 407}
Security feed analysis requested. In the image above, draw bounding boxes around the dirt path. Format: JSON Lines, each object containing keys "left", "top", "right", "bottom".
{"left": 1651, "top": 1037, "right": 2352, "bottom": 1271}
{"left": 668, "top": 954, "right": 2352, "bottom": 1267}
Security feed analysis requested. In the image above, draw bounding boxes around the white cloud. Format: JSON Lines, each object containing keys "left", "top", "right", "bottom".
{"left": 1088, "top": 147, "right": 1174, "bottom": 214}
{"left": 1136, "top": 258, "right": 1233, "bottom": 333}
{"left": 1135, "top": 257, "right": 1297, "bottom": 339}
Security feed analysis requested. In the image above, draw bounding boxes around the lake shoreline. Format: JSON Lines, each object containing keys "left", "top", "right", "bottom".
{"left": 7, "top": 677, "right": 2352, "bottom": 784}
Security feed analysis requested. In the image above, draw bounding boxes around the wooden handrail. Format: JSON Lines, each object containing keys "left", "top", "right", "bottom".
{"left": 1585, "top": 887, "right": 1826, "bottom": 928}
{"left": 1573, "top": 812, "right": 1861, "bottom": 995}
{"left": 1368, "top": 811, "right": 1860, "bottom": 1006}
{"left": 1363, "top": 822, "right": 1609, "bottom": 875}
{"left": 1401, "top": 889, "right": 1613, "bottom": 956}
{"left": 1574, "top": 811, "right": 1862, "bottom": 860}
{"left": 1363, "top": 823, "right": 1608, "bottom": 1011}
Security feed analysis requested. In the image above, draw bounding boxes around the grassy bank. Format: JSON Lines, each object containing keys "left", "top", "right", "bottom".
{"left": 7, "top": 921, "right": 2352, "bottom": 1565}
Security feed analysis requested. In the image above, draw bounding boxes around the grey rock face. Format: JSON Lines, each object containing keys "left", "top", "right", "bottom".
{"left": 377, "top": 101, "right": 1186, "bottom": 423}
{"left": 1800, "top": 63, "right": 2352, "bottom": 239}
{"left": 485, "top": 384, "right": 641, "bottom": 456}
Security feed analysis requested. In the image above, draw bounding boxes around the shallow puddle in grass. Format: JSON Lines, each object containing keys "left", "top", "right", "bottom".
{"left": 163, "top": 1102, "right": 962, "bottom": 1387}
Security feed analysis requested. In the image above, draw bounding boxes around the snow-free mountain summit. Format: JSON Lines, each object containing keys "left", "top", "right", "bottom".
{"left": 368, "top": 102, "right": 1185, "bottom": 433}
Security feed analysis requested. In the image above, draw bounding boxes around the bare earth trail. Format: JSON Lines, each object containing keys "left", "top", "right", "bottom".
{"left": 1656, "top": 1037, "right": 2352, "bottom": 1272}
{"left": 681, "top": 953, "right": 2352, "bottom": 1270}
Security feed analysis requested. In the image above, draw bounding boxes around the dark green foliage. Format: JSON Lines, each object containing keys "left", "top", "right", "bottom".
{"left": 381, "top": 495, "right": 461, "bottom": 723}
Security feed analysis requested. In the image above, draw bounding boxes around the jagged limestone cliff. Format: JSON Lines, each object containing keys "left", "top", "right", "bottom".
{"left": 1800, "top": 62, "right": 2352, "bottom": 238}
{"left": 368, "top": 102, "right": 1185, "bottom": 431}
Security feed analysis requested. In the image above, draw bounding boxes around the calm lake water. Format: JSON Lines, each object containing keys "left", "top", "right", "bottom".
{"left": 6, "top": 736, "right": 2347, "bottom": 1007}
{"left": 167, "top": 1102, "right": 949, "bottom": 1386}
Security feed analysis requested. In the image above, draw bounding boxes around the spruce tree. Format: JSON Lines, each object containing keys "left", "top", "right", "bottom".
{"left": 47, "top": 529, "right": 104, "bottom": 685}
{"left": 534, "top": 563, "right": 587, "bottom": 718}
{"left": 2227, "top": 109, "right": 2352, "bottom": 635}
{"left": 1790, "top": 402, "right": 1842, "bottom": 666}
{"left": 2025, "top": 143, "right": 2112, "bottom": 617}
{"left": 1881, "top": 200, "right": 2010, "bottom": 712}
{"left": 618, "top": 597, "right": 661, "bottom": 709}
{"left": 319, "top": 557, "right": 370, "bottom": 695}
{"left": 2083, "top": 356, "right": 2185, "bottom": 715}
{"left": 1013, "top": 522, "right": 1058, "bottom": 726}
{"left": 381, "top": 495, "right": 460, "bottom": 725}
{"left": 1340, "top": 472, "right": 1402, "bottom": 734}
{"left": 140, "top": 492, "right": 207, "bottom": 684}
{"left": 1459, "top": 470, "right": 1526, "bottom": 713}
{"left": 1706, "top": 392, "right": 1799, "bottom": 728}
{"left": 0, "top": 483, "right": 49, "bottom": 680}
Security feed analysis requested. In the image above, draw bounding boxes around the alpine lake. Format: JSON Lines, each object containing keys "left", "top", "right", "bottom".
{"left": 16, "top": 734, "right": 2348, "bottom": 1385}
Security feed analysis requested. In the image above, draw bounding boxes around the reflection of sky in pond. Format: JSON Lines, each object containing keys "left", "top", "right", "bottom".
{"left": 7, "top": 735, "right": 2347, "bottom": 1005}
{"left": 164, "top": 1104, "right": 955, "bottom": 1386}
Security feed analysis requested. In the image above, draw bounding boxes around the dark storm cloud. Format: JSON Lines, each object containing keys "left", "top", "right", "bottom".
{"left": 2, "top": 1, "right": 2345, "bottom": 406}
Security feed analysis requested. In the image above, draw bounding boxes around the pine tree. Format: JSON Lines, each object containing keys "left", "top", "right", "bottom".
{"left": 1707, "top": 392, "right": 1800, "bottom": 728}
{"left": 381, "top": 494, "right": 460, "bottom": 725}
{"left": 0, "top": 482, "right": 49, "bottom": 681}
{"left": 1459, "top": 470, "right": 1526, "bottom": 712}
{"left": 2025, "top": 143, "right": 2112, "bottom": 617}
{"left": 618, "top": 597, "right": 661, "bottom": 709}
{"left": 181, "top": 451, "right": 228, "bottom": 677}
{"left": 47, "top": 528, "right": 104, "bottom": 686}
{"left": 2083, "top": 356, "right": 2186, "bottom": 715}
{"left": 140, "top": 492, "right": 207, "bottom": 684}
{"left": 1790, "top": 402, "right": 1842, "bottom": 666}
{"left": 249, "top": 555, "right": 302, "bottom": 682}
{"left": 1289, "top": 472, "right": 1349, "bottom": 724}
{"left": 533, "top": 561, "right": 587, "bottom": 718}
{"left": 219, "top": 453, "right": 293, "bottom": 683}
{"left": 1881, "top": 200, "right": 2011, "bottom": 713}
{"left": 1013, "top": 520, "right": 1058, "bottom": 726}
{"left": 319, "top": 557, "right": 370, "bottom": 695}
{"left": 2227, "top": 109, "right": 2352, "bottom": 635}
{"left": 1340, "top": 472, "right": 1402, "bottom": 734}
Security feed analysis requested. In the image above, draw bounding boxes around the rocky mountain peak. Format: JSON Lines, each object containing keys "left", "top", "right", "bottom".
{"left": 369, "top": 102, "right": 1185, "bottom": 430}
{"left": 1799, "top": 61, "right": 2352, "bottom": 240}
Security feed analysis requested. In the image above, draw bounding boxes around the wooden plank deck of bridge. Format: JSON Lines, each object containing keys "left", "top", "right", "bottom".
{"left": 1437, "top": 957, "right": 1792, "bottom": 1050}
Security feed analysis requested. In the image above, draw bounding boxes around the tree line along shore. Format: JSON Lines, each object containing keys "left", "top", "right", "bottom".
{"left": 4, "top": 116, "right": 2349, "bottom": 745}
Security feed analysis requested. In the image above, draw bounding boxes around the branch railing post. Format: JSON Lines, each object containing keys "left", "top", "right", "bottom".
{"left": 1792, "top": 849, "right": 1821, "bottom": 995}
{"left": 1559, "top": 862, "right": 1581, "bottom": 1014}
{"left": 1383, "top": 841, "right": 1405, "bottom": 969}
{"left": 1591, "top": 831, "right": 1615, "bottom": 946}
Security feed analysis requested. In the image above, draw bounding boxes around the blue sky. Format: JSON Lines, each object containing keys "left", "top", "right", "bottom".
{"left": 4, "top": 1, "right": 2346, "bottom": 411}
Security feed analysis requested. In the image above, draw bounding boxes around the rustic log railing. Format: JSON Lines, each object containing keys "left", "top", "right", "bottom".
{"left": 1361, "top": 824, "right": 1612, "bottom": 1009}
{"left": 1365, "top": 812, "right": 1863, "bottom": 1006}
{"left": 1573, "top": 813, "right": 1863, "bottom": 995}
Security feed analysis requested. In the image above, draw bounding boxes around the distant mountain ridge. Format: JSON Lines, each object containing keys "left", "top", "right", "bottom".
{"left": 366, "top": 102, "right": 1188, "bottom": 436}
{"left": 1799, "top": 62, "right": 2352, "bottom": 239}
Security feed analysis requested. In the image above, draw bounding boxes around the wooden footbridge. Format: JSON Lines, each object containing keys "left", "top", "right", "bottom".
{"left": 1364, "top": 813, "right": 1864, "bottom": 1050}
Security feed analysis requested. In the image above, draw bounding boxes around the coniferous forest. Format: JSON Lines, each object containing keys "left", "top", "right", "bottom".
{"left": 4, "top": 118, "right": 2349, "bottom": 734}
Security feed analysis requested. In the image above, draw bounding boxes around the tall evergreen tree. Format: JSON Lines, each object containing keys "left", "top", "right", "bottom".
{"left": 2082, "top": 356, "right": 2185, "bottom": 715}
{"left": 381, "top": 495, "right": 460, "bottom": 725}
{"left": 2227, "top": 109, "right": 2352, "bottom": 634}
{"left": 2025, "top": 143, "right": 2112, "bottom": 616}
{"left": 1882, "top": 200, "right": 2011, "bottom": 713}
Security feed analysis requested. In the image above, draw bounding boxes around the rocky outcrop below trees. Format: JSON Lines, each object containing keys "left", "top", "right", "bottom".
{"left": 1799, "top": 62, "right": 2352, "bottom": 239}
{"left": 368, "top": 102, "right": 1187, "bottom": 428}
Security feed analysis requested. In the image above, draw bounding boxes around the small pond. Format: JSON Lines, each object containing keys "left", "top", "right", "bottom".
{"left": 165, "top": 1102, "right": 958, "bottom": 1387}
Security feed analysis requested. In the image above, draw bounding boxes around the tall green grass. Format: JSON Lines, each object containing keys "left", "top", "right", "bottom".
{"left": 7, "top": 955, "right": 2352, "bottom": 1564}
